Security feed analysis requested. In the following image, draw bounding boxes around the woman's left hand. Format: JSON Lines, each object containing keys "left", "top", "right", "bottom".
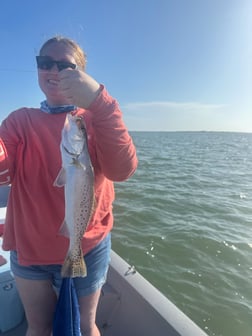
{"left": 58, "top": 69, "right": 101, "bottom": 108}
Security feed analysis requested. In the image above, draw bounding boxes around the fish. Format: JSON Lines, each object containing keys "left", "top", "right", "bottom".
{"left": 54, "top": 113, "right": 95, "bottom": 278}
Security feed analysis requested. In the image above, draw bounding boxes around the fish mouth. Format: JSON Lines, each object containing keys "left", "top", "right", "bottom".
{"left": 62, "top": 145, "right": 82, "bottom": 157}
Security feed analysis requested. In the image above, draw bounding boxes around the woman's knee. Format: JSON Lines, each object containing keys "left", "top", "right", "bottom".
{"left": 26, "top": 325, "right": 52, "bottom": 336}
{"left": 80, "top": 323, "right": 100, "bottom": 336}
{"left": 14, "top": 277, "right": 56, "bottom": 335}
{"left": 79, "top": 290, "right": 101, "bottom": 335}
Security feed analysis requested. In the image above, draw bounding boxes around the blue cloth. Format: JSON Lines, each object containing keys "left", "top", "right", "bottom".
{"left": 53, "top": 278, "right": 81, "bottom": 336}
{"left": 40, "top": 100, "right": 77, "bottom": 114}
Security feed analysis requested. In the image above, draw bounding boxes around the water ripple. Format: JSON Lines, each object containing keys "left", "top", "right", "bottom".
{"left": 113, "top": 132, "right": 252, "bottom": 336}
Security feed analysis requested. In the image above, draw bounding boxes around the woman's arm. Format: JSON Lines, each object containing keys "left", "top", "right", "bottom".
{"left": 89, "top": 87, "right": 138, "bottom": 182}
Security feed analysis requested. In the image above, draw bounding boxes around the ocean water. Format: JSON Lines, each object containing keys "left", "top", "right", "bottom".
{"left": 112, "top": 131, "right": 252, "bottom": 336}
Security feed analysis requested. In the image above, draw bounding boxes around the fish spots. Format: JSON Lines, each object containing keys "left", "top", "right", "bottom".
{"left": 55, "top": 113, "right": 95, "bottom": 278}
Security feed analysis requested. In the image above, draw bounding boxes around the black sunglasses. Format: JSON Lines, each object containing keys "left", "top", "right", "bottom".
{"left": 36, "top": 56, "right": 77, "bottom": 71}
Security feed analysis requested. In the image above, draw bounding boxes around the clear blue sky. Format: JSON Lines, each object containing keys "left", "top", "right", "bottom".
{"left": 0, "top": 0, "right": 251, "bottom": 131}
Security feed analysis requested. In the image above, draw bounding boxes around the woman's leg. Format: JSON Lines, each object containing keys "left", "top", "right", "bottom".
{"left": 14, "top": 276, "right": 57, "bottom": 336}
{"left": 74, "top": 234, "right": 111, "bottom": 335}
{"left": 78, "top": 289, "right": 101, "bottom": 336}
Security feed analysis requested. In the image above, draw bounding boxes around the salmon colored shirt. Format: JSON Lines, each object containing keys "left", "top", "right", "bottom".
{"left": 0, "top": 86, "right": 138, "bottom": 266}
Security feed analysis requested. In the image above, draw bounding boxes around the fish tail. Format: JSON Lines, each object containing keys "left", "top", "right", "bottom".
{"left": 61, "top": 253, "right": 87, "bottom": 278}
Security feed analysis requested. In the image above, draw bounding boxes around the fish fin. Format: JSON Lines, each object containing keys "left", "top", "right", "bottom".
{"left": 58, "top": 220, "right": 70, "bottom": 237}
{"left": 61, "top": 252, "right": 87, "bottom": 278}
{"left": 53, "top": 168, "right": 66, "bottom": 187}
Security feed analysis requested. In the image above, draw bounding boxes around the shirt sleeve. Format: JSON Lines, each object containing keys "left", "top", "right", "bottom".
{"left": 0, "top": 112, "right": 20, "bottom": 185}
{"left": 89, "top": 86, "right": 138, "bottom": 182}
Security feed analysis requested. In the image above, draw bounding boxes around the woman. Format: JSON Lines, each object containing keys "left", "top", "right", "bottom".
{"left": 0, "top": 36, "right": 138, "bottom": 336}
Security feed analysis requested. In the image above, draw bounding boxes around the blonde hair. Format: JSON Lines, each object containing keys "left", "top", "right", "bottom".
{"left": 39, "top": 36, "right": 87, "bottom": 70}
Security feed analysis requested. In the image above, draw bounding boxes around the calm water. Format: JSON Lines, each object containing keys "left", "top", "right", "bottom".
{"left": 112, "top": 132, "right": 252, "bottom": 336}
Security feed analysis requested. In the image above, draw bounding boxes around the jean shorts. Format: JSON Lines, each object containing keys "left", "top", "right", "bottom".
{"left": 10, "top": 233, "right": 111, "bottom": 297}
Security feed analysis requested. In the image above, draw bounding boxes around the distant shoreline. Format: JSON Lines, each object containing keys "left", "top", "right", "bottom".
{"left": 129, "top": 130, "right": 252, "bottom": 134}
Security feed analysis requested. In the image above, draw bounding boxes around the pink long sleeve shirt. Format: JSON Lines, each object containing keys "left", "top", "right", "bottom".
{"left": 0, "top": 87, "right": 138, "bottom": 266}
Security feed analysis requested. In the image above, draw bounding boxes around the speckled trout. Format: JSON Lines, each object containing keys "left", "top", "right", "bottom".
{"left": 54, "top": 113, "right": 95, "bottom": 278}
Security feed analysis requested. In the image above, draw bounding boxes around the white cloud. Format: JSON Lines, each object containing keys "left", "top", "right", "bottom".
{"left": 121, "top": 100, "right": 251, "bottom": 132}
{"left": 122, "top": 101, "right": 227, "bottom": 113}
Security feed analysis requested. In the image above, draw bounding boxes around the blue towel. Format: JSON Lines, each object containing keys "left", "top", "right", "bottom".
{"left": 53, "top": 278, "right": 81, "bottom": 336}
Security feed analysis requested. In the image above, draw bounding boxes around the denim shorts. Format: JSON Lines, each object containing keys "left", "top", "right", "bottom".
{"left": 10, "top": 233, "right": 111, "bottom": 297}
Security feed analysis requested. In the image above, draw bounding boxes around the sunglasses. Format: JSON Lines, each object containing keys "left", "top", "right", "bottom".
{"left": 36, "top": 56, "right": 77, "bottom": 72}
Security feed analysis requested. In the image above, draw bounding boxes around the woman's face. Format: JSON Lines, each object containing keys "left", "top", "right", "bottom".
{"left": 37, "top": 42, "right": 77, "bottom": 106}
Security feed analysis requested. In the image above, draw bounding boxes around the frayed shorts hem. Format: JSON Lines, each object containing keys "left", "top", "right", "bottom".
{"left": 10, "top": 233, "right": 111, "bottom": 297}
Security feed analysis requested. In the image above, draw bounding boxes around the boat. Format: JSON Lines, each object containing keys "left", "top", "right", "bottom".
{"left": 0, "top": 185, "right": 208, "bottom": 336}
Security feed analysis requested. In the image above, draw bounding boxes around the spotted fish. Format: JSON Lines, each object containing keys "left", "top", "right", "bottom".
{"left": 54, "top": 113, "right": 95, "bottom": 278}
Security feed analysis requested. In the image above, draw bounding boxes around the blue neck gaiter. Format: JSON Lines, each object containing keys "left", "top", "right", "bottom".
{"left": 40, "top": 100, "right": 77, "bottom": 114}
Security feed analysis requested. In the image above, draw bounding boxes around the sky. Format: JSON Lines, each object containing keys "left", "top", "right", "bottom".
{"left": 0, "top": 0, "right": 251, "bottom": 131}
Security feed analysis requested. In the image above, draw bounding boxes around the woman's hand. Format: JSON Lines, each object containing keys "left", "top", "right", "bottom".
{"left": 58, "top": 69, "right": 101, "bottom": 108}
